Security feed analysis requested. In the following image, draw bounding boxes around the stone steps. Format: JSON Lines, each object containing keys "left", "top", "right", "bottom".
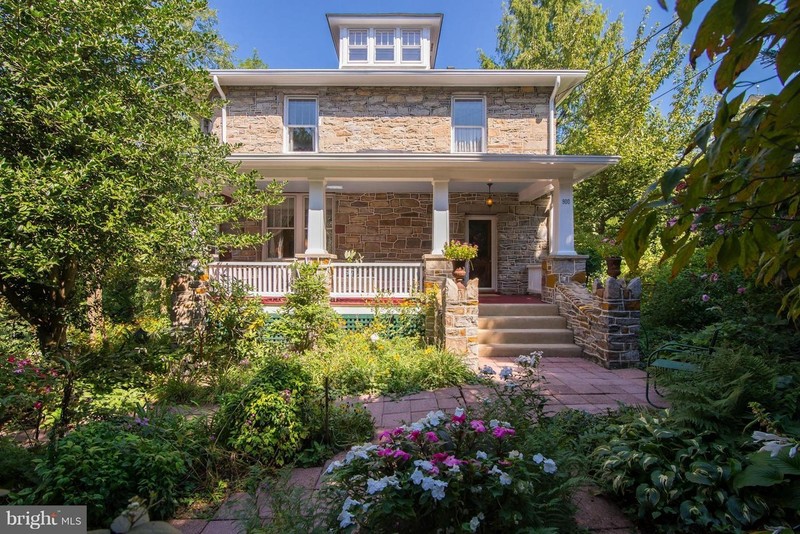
{"left": 478, "top": 302, "right": 583, "bottom": 360}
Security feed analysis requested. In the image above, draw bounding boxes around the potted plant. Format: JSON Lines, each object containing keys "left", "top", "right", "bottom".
{"left": 596, "top": 237, "right": 623, "bottom": 278}
{"left": 442, "top": 240, "right": 479, "bottom": 286}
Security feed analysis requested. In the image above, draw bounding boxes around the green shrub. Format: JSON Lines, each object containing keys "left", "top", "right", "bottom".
{"left": 0, "top": 438, "right": 40, "bottom": 493}
{"left": 27, "top": 419, "right": 190, "bottom": 527}
{"left": 268, "top": 262, "right": 341, "bottom": 352}
{"left": 216, "top": 354, "right": 314, "bottom": 465}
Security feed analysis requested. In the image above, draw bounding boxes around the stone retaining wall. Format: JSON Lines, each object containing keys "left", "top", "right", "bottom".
{"left": 551, "top": 278, "right": 642, "bottom": 369}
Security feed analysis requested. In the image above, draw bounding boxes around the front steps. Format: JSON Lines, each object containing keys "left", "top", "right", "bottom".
{"left": 478, "top": 303, "right": 583, "bottom": 359}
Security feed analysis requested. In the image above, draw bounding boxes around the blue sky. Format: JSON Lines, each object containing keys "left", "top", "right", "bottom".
{"left": 208, "top": 0, "right": 779, "bottom": 103}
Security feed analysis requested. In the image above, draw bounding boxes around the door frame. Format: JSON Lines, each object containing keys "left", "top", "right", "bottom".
{"left": 465, "top": 215, "right": 498, "bottom": 292}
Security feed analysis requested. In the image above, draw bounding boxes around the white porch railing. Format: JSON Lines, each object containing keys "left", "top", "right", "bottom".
{"left": 207, "top": 262, "right": 294, "bottom": 297}
{"left": 330, "top": 262, "right": 423, "bottom": 298}
{"left": 207, "top": 261, "right": 424, "bottom": 299}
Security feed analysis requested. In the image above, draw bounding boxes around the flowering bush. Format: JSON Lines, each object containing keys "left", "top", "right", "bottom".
{"left": 322, "top": 407, "right": 573, "bottom": 532}
{"left": 442, "top": 240, "right": 478, "bottom": 261}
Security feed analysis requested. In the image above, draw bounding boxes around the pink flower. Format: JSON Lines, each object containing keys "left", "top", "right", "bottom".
{"left": 452, "top": 412, "right": 466, "bottom": 424}
{"left": 709, "top": 273, "right": 719, "bottom": 282}
{"left": 701, "top": 294, "right": 710, "bottom": 302}
{"left": 408, "top": 429, "right": 421, "bottom": 441}
{"left": 391, "top": 427, "right": 405, "bottom": 437}
{"left": 377, "top": 447, "right": 393, "bottom": 457}
{"left": 393, "top": 450, "right": 411, "bottom": 462}
{"left": 470, "top": 420, "right": 486, "bottom": 433}
{"left": 33, "top": 401, "right": 42, "bottom": 411}
{"left": 492, "top": 426, "right": 516, "bottom": 439}
{"left": 425, "top": 431, "right": 439, "bottom": 443}
{"left": 378, "top": 430, "right": 393, "bottom": 442}
{"left": 7, "top": 356, "right": 15, "bottom": 364}
{"left": 432, "top": 452, "right": 449, "bottom": 463}
{"left": 676, "top": 181, "right": 687, "bottom": 192}
{"left": 737, "top": 287, "right": 746, "bottom": 294}
{"left": 443, "top": 455, "right": 464, "bottom": 467}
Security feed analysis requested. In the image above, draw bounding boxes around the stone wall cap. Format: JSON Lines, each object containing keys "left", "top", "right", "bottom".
{"left": 546, "top": 254, "right": 590, "bottom": 260}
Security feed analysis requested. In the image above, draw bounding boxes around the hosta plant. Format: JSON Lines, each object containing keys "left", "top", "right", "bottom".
{"left": 322, "top": 408, "right": 574, "bottom": 532}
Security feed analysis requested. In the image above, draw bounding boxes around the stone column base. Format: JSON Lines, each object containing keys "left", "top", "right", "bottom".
{"left": 542, "top": 255, "right": 588, "bottom": 303}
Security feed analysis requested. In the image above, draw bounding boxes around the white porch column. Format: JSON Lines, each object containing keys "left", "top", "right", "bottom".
{"left": 550, "top": 179, "right": 577, "bottom": 255}
{"left": 305, "top": 177, "right": 328, "bottom": 255}
{"left": 431, "top": 179, "right": 450, "bottom": 255}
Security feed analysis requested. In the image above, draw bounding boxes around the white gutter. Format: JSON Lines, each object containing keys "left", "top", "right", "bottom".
{"left": 212, "top": 75, "right": 227, "bottom": 144}
{"left": 548, "top": 75, "right": 561, "bottom": 156}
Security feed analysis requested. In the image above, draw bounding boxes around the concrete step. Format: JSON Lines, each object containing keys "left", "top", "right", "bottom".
{"left": 478, "top": 328, "right": 574, "bottom": 344}
{"left": 479, "top": 343, "right": 584, "bottom": 358}
{"left": 478, "top": 303, "right": 559, "bottom": 317}
{"left": 478, "top": 315, "right": 566, "bottom": 329}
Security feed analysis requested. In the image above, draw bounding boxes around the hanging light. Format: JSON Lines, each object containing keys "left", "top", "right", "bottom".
{"left": 485, "top": 182, "right": 494, "bottom": 207}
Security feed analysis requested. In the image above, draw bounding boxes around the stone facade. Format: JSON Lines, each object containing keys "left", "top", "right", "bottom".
{"left": 450, "top": 193, "right": 549, "bottom": 294}
{"left": 214, "top": 86, "right": 551, "bottom": 154}
{"left": 541, "top": 255, "right": 589, "bottom": 303}
{"left": 335, "top": 193, "right": 432, "bottom": 261}
{"left": 429, "top": 278, "right": 479, "bottom": 367}
{"left": 551, "top": 278, "right": 642, "bottom": 369}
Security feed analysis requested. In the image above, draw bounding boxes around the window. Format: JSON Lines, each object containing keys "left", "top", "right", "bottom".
{"left": 375, "top": 29, "right": 395, "bottom": 61}
{"left": 452, "top": 98, "right": 486, "bottom": 153}
{"left": 265, "top": 198, "right": 295, "bottom": 258}
{"left": 401, "top": 30, "right": 421, "bottom": 62}
{"left": 348, "top": 29, "right": 368, "bottom": 62}
{"left": 286, "top": 98, "right": 317, "bottom": 152}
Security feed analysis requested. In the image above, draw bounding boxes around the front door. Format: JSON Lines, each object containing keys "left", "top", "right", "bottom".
{"left": 466, "top": 217, "right": 496, "bottom": 291}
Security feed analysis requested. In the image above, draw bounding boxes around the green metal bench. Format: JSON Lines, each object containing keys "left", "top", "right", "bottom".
{"left": 645, "top": 330, "right": 719, "bottom": 408}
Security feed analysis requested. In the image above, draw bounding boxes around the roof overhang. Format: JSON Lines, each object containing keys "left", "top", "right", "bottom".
{"left": 230, "top": 153, "right": 619, "bottom": 193}
{"left": 208, "top": 69, "right": 587, "bottom": 104}
{"left": 326, "top": 13, "right": 444, "bottom": 68}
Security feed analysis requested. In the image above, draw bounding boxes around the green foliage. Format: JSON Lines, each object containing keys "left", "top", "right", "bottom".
{"left": 268, "top": 262, "right": 341, "bottom": 352}
{"left": 592, "top": 410, "right": 778, "bottom": 533}
{"left": 301, "top": 330, "right": 476, "bottom": 397}
{"left": 215, "top": 354, "right": 313, "bottom": 465}
{"left": 0, "top": 438, "right": 40, "bottom": 492}
{"left": 0, "top": 0, "right": 282, "bottom": 350}
{"left": 298, "top": 402, "right": 375, "bottom": 467}
{"left": 621, "top": 0, "right": 800, "bottom": 318}
{"left": 322, "top": 408, "right": 577, "bottom": 533}
{"left": 484, "top": 0, "right": 710, "bottom": 240}
{"left": 26, "top": 418, "right": 191, "bottom": 527}
{"left": 237, "top": 48, "right": 268, "bottom": 69}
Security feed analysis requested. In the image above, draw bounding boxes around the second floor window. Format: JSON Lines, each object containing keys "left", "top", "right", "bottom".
{"left": 348, "top": 29, "right": 368, "bottom": 62}
{"left": 452, "top": 98, "right": 486, "bottom": 153}
{"left": 286, "top": 98, "right": 317, "bottom": 152}
{"left": 402, "top": 30, "right": 421, "bottom": 62}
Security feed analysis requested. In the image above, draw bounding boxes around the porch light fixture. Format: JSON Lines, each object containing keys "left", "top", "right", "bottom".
{"left": 485, "top": 182, "right": 494, "bottom": 207}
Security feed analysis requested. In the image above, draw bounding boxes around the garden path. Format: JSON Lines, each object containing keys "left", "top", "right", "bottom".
{"left": 169, "top": 357, "right": 646, "bottom": 533}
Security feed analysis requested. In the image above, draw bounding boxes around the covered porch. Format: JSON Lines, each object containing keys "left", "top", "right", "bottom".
{"left": 210, "top": 153, "right": 619, "bottom": 299}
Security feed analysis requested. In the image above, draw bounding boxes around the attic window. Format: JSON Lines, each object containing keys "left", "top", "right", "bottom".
{"left": 348, "top": 29, "right": 368, "bottom": 62}
{"left": 375, "top": 29, "right": 395, "bottom": 61}
{"left": 402, "top": 30, "right": 421, "bottom": 62}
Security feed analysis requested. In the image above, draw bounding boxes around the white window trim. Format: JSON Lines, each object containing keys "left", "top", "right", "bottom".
{"left": 341, "top": 26, "right": 427, "bottom": 67}
{"left": 283, "top": 96, "right": 319, "bottom": 153}
{"left": 345, "top": 28, "right": 369, "bottom": 64}
{"left": 400, "top": 28, "right": 423, "bottom": 64}
{"left": 374, "top": 28, "right": 395, "bottom": 63}
{"left": 451, "top": 95, "right": 487, "bottom": 154}
{"left": 262, "top": 194, "right": 335, "bottom": 259}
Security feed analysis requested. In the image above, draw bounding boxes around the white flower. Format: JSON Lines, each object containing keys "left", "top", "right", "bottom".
{"left": 489, "top": 419, "right": 500, "bottom": 429}
{"left": 454, "top": 407, "right": 465, "bottom": 418}
{"left": 543, "top": 458, "right": 558, "bottom": 474}
{"left": 370, "top": 333, "right": 380, "bottom": 343}
{"left": 469, "top": 516, "right": 480, "bottom": 532}
{"left": 425, "top": 410, "right": 446, "bottom": 426}
{"left": 499, "top": 472, "right": 512, "bottom": 486}
{"left": 366, "top": 475, "right": 401, "bottom": 494}
{"left": 499, "top": 366, "right": 513, "bottom": 379}
{"left": 420, "top": 476, "right": 448, "bottom": 501}
{"left": 448, "top": 464, "right": 461, "bottom": 474}
{"left": 326, "top": 460, "right": 343, "bottom": 473}
{"left": 342, "top": 497, "right": 360, "bottom": 512}
{"left": 338, "top": 510, "right": 354, "bottom": 528}
{"left": 532, "top": 453, "right": 544, "bottom": 464}
{"left": 345, "top": 444, "right": 377, "bottom": 463}
{"left": 489, "top": 465, "right": 503, "bottom": 476}
{"left": 414, "top": 459, "right": 435, "bottom": 472}
{"left": 508, "top": 450, "right": 523, "bottom": 460}
{"left": 791, "top": 445, "right": 798, "bottom": 459}
{"left": 410, "top": 468, "right": 424, "bottom": 485}
{"left": 410, "top": 421, "right": 425, "bottom": 431}
{"left": 480, "top": 365, "right": 496, "bottom": 375}
{"left": 475, "top": 450, "right": 488, "bottom": 460}
{"left": 752, "top": 431, "right": 796, "bottom": 457}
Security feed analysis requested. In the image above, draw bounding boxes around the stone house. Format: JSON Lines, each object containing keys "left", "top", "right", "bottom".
{"left": 205, "top": 13, "right": 640, "bottom": 368}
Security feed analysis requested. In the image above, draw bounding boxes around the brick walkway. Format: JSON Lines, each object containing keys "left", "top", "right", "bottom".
{"left": 170, "top": 357, "right": 646, "bottom": 533}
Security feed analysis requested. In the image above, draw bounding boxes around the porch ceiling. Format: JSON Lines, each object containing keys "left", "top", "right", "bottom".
{"left": 233, "top": 153, "right": 620, "bottom": 193}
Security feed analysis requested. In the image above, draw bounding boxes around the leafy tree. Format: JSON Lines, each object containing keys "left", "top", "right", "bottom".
{"left": 620, "top": 0, "right": 800, "bottom": 318}
{"left": 482, "top": 0, "right": 710, "bottom": 239}
{"left": 0, "top": 0, "right": 282, "bottom": 352}
{"left": 238, "top": 48, "right": 269, "bottom": 69}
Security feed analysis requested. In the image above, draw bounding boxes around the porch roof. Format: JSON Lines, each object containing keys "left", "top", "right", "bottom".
{"left": 230, "top": 153, "right": 620, "bottom": 194}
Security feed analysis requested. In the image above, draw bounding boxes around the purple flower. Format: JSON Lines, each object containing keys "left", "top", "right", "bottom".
{"left": 393, "top": 450, "right": 411, "bottom": 462}
{"left": 714, "top": 224, "right": 725, "bottom": 235}
{"left": 492, "top": 427, "right": 516, "bottom": 439}
{"left": 425, "top": 431, "right": 439, "bottom": 443}
{"left": 667, "top": 217, "right": 678, "bottom": 228}
{"left": 738, "top": 287, "right": 747, "bottom": 294}
{"left": 470, "top": 420, "right": 486, "bottom": 433}
{"left": 701, "top": 294, "right": 710, "bottom": 302}
{"left": 710, "top": 273, "right": 719, "bottom": 283}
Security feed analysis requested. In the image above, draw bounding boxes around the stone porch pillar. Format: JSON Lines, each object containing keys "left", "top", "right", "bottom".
{"left": 431, "top": 179, "right": 450, "bottom": 255}
{"left": 305, "top": 177, "right": 328, "bottom": 256}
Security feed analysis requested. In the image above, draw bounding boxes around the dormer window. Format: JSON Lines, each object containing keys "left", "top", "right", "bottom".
{"left": 402, "top": 30, "right": 421, "bottom": 62}
{"left": 375, "top": 29, "right": 395, "bottom": 62}
{"left": 348, "top": 29, "right": 368, "bottom": 62}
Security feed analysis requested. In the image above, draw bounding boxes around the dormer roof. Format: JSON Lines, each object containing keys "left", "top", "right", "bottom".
{"left": 326, "top": 13, "right": 444, "bottom": 69}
